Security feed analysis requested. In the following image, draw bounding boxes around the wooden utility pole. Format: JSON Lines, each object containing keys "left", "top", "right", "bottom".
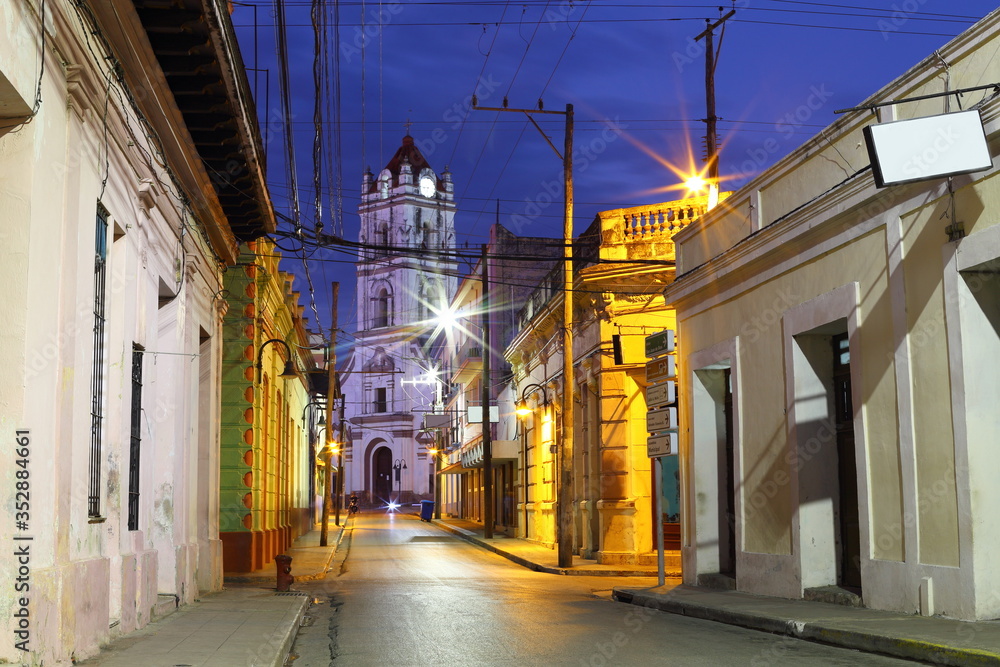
{"left": 320, "top": 283, "right": 339, "bottom": 545}
{"left": 558, "top": 103, "right": 574, "bottom": 568}
{"left": 695, "top": 9, "right": 735, "bottom": 185}
{"left": 472, "top": 101, "right": 574, "bottom": 566}
{"left": 481, "top": 243, "right": 493, "bottom": 539}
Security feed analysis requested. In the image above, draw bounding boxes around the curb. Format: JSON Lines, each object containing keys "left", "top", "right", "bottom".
{"left": 270, "top": 593, "right": 310, "bottom": 667}
{"left": 432, "top": 520, "right": 671, "bottom": 577}
{"left": 224, "top": 524, "right": 345, "bottom": 585}
{"left": 612, "top": 588, "right": 1000, "bottom": 667}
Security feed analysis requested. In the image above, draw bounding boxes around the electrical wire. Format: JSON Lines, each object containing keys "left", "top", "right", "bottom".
{"left": 447, "top": 0, "right": 513, "bottom": 168}
{"left": 273, "top": 0, "right": 302, "bottom": 236}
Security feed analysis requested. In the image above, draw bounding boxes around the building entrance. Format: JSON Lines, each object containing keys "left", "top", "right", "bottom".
{"left": 373, "top": 446, "right": 392, "bottom": 504}
{"left": 832, "top": 333, "right": 861, "bottom": 590}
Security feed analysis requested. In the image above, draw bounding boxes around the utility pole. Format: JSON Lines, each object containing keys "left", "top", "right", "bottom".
{"left": 433, "top": 429, "right": 442, "bottom": 520}
{"left": 336, "top": 396, "right": 345, "bottom": 525}
{"left": 321, "top": 283, "right": 339, "bottom": 545}
{"left": 695, "top": 8, "right": 735, "bottom": 205}
{"left": 480, "top": 243, "right": 493, "bottom": 539}
{"left": 472, "top": 100, "right": 574, "bottom": 566}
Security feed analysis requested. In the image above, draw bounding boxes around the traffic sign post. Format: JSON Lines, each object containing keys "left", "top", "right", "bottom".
{"left": 644, "top": 329, "right": 678, "bottom": 460}
{"left": 645, "top": 329, "right": 678, "bottom": 587}
{"left": 646, "top": 407, "right": 677, "bottom": 433}
{"left": 645, "top": 329, "right": 675, "bottom": 358}
{"left": 647, "top": 432, "right": 677, "bottom": 457}
{"left": 646, "top": 382, "right": 675, "bottom": 409}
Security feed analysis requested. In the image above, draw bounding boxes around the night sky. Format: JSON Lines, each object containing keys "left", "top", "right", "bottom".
{"left": 230, "top": 0, "right": 999, "bottom": 346}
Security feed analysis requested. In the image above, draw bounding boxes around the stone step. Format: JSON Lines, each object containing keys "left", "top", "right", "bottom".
{"left": 153, "top": 594, "right": 179, "bottom": 620}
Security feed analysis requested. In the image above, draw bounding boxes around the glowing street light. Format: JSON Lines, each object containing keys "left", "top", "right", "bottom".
{"left": 684, "top": 174, "right": 707, "bottom": 193}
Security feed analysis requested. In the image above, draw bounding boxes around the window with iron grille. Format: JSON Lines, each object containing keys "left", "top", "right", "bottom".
{"left": 127, "top": 345, "right": 143, "bottom": 530}
{"left": 374, "top": 387, "right": 387, "bottom": 413}
{"left": 88, "top": 204, "right": 109, "bottom": 518}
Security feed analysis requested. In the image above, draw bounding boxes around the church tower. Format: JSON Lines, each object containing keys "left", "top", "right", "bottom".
{"left": 341, "top": 135, "right": 458, "bottom": 506}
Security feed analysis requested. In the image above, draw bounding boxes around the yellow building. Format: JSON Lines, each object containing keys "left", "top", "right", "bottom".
{"left": 507, "top": 196, "right": 712, "bottom": 564}
{"left": 220, "top": 239, "right": 319, "bottom": 573}
{"left": 664, "top": 11, "right": 1000, "bottom": 619}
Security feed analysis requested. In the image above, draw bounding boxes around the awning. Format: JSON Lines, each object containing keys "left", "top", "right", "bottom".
{"left": 438, "top": 461, "right": 472, "bottom": 475}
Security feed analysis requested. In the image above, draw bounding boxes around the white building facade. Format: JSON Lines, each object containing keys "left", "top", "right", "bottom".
{"left": 665, "top": 10, "right": 1000, "bottom": 619}
{"left": 341, "top": 136, "right": 458, "bottom": 506}
{"left": 0, "top": 0, "right": 273, "bottom": 663}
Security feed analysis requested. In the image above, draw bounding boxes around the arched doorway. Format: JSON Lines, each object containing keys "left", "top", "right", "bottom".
{"left": 373, "top": 446, "right": 392, "bottom": 505}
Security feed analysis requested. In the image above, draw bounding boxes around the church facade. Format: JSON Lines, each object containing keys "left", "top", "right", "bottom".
{"left": 340, "top": 136, "right": 458, "bottom": 506}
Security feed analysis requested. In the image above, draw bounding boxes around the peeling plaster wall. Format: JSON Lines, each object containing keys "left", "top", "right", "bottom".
{"left": 0, "top": 1, "right": 227, "bottom": 663}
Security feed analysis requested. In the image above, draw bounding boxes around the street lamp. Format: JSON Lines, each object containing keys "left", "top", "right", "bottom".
{"left": 302, "top": 400, "right": 327, "bottom": 427}
{"left": 393, "top": 459, "right": 407, "bottom": 503}
{"left": 516, "top": 383, "right": 549, "bottom": 417}
{"left": 257, "top": 338, "right": 298, "bottom": 383}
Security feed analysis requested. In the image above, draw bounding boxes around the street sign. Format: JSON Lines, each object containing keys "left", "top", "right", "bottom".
{"left": 467, "top": 406, "right": 499, "bottom": 423}
{"left": 646, "top": 382, "right": 675, "bottom": 410}
{"left": 647, "top": 433, "right": 677, "bottom": 457}
{"left": 645, "top": 330, "right": 675, "bottom": 358}
{"left": 646, "top": 356, "right": 676, "bottom": 384}
{"left": 423, "top": 414, "right": 450, "bottom": 429}
{"left": 646, "top": 407, "right": 677, "bottom": 432}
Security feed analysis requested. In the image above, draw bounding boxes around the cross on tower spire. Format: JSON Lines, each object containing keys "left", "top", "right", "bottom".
{"left": 403, "top": 118, "right": 413, "bottom": 135}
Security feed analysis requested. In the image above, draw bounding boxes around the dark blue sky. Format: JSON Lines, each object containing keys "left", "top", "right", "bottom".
{"left": 231, "top": 0, "right": 998, "bottom": 344}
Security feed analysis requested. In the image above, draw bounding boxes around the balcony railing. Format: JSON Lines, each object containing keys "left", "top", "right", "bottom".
{"left": 458, "top": 339, "right": 482, "bottom": 364}
{"left": 514, "top": 196, "right": 715, "bottom": 331}
{"left": 618, "top": 198, "right": 708, "bottom": 242}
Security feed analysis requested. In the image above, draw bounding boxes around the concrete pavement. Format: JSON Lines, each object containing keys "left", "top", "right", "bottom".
{"left": 75, "top": 511, "right": 1000, "bottom": 666}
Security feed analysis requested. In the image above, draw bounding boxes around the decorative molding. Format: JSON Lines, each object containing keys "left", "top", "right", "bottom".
{"left": 137, "top": 178, "right": 156, "bottom": 215}
{"left": 65, "top": 62, "right": 103, "bottom": 119}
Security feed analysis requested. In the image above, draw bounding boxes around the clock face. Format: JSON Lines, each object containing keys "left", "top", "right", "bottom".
{"left": 419, "top": 176, "right": 435, "bottom": 198}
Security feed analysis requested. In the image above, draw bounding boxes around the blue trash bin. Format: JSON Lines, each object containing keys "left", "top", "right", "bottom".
{"left": 420, "top": 500, "right": 434, "bottom": 521}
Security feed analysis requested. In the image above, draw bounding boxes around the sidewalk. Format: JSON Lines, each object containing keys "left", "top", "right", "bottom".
{"left": 612, "top": 585, "right": 1000, "bottom": 666}
{"left": 429, "top": 513, "right": 1000, "bottom": 665}
{"left": 78, "top": 524, "right": 345, "bottom": 667}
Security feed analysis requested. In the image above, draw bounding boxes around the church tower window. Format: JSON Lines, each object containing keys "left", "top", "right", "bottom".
{"left": 373, "top": 285, "right": 392, "bottom": 328}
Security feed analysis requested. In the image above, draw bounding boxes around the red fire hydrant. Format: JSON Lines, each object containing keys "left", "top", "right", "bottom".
{"left": 275, "top": 554, "right": 294, "bottom": 592}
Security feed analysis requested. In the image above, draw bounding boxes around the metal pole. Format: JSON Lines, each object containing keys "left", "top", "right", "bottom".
{"left": 337, "top": 400, "right": 345, "bottom": 524}
{"left": 558, "top": 103, "right": 575, "bottom": 568}
{"left": 481, "top": 243, "right": 493, "bottom": 539}
{"left": 522, "top": 410, "right": 529, "bottom": 539}
{"left": 433, "top": 433, "right": 442, "bottom": 520}
{"left": 656, "top": 457, "right": 665, "bottom": 586}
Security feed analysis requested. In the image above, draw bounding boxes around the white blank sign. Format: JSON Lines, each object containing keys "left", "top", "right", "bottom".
{"left": 864, "top": 109, "right": 992, "bottom": 188}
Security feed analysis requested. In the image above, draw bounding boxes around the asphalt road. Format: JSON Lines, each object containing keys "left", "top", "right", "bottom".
{"left": 287, "top": 512, "right": 919, "bottom": 666}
